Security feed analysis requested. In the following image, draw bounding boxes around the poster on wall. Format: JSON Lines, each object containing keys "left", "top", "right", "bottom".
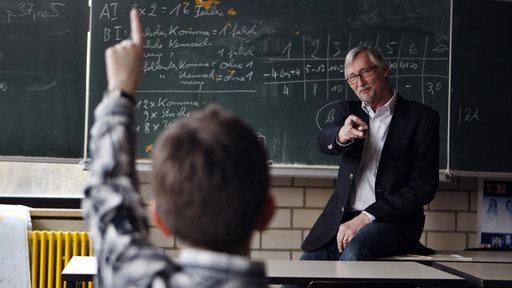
{"left": 477, "top": 179, "right": 512, "bottom": 249}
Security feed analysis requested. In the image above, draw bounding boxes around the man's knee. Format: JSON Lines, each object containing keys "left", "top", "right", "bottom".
{"left": 339, "top": 242, "right": 373, "bottom": 261}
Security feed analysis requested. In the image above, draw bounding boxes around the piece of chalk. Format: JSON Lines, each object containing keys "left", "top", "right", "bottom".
{"left": 358, "top": 126, "right": 367, "bottom": 132}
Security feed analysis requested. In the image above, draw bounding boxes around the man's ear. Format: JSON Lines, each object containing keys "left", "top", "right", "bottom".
{"left": 383, "top": 63, "right": 390, "bottom": 78}
{"left": 150, "top": 201, "right": 172, "bottom": 236}
{"left": 255, "top": 194, "right": 275, "bottom": 231}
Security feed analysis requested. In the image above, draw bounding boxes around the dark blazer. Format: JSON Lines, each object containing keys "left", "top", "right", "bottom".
{"left": 302, "top": 95, "right": 439, "bottom": 252}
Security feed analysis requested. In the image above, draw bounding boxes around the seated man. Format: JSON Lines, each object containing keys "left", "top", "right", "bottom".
{"left": 82, "top": 9, "right": 275, "bottom": 288}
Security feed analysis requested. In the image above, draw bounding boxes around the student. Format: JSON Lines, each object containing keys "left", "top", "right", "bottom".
{"left": 299, "top": 46, "right": 439, "bottom": 263}
{"left": 82, "top": 10, "right": 275, "bottom": 288}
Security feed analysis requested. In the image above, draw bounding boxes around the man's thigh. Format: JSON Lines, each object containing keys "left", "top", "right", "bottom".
{"left": 340, "top": 220, "right": 412, "bottom": 260}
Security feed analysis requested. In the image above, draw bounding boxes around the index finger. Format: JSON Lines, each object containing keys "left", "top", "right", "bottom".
{"left": 130, "top": 9, "right": 143, "bottom": 45}
{"left": 347, "top": 115, "right": 364, "bottom": 127}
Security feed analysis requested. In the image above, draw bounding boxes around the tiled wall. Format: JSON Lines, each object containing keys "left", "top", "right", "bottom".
{"left": 31, "top": 174, "right": 479, "bottom": 259}
{"left": 138, "top": 174, "right": 479, "bottom": 259}
{"left": 259, "top": 176, "right": 478, "bottom": 259}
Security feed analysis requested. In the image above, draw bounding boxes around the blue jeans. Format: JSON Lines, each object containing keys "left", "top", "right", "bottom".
{"left": 302, "top": 219, "right": 409, "bottom": 261}
{"left": 281, "top": 218, "right": 423, "bottom": 288}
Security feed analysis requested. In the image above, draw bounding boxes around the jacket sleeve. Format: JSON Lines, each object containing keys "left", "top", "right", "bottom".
{"left": 81, "top": 90, "right": 174, "bottom": 288}
{"left": 318, "top": 101, "right": 353, "bottom": 155}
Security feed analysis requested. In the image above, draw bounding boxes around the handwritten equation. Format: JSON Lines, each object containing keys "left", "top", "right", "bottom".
{"left": 95, "top": 1, "right": 261, "bottom": 151}
{"left": 99, "top": 2, "right": 256, "bottom": 93}
{"left": 3, "top": 2, "right": 66, "bottom": 23}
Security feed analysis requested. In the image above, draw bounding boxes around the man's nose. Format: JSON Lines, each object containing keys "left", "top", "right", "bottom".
{"left": 356, "top": 75, "right": 366, "bottom": 84}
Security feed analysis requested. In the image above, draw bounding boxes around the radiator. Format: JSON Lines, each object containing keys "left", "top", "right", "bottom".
{"left": 30, "top": 231, "right": 93, "bottom": 288}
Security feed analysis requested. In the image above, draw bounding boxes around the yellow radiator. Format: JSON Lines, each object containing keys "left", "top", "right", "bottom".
{"left": 30, "top": 230, "right": 93, "bottom": 288}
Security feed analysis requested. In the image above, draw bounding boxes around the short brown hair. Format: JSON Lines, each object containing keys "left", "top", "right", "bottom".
{"left": 152, "top": 105, "right": 270, "bottom": 252}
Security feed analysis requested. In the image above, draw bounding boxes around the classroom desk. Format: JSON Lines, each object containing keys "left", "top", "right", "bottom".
{"left": 455, "top": 250, "right": 512, "bottom": 263}
{"left": 61, "top": 256, "right": 96, "bottom": 287}
{"left": 381, "top": 250, "right": 512, "bottom": 264}
{"left": 61, "top": 256, "right": 464, "bottom": 287}
{"left": 265, "top": 260, "right": 464, "bottom": 286}
{"left": 432, "top": 262, "right": 512, "bottom": 288}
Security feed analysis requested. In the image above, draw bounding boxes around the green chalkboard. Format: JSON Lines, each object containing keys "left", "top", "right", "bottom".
{"left": 89, "top": 0, "right": 450, "bottom": 167}
{"left": 450, "top": 0, "right": 512, "bottom": 174}
{"left": 4, "top": 0, "right": 512, "bottom": 174}
{"left": 0, "top": 0, "right": 88, "bottom": 159}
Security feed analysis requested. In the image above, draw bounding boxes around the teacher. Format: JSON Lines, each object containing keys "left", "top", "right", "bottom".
{"left": 301, "top": 46, "right": 439, "bottom": 262}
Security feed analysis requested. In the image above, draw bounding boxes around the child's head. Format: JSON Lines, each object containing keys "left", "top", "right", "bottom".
{"left": 151, "top": 104, "right": 274, "bottom": 253}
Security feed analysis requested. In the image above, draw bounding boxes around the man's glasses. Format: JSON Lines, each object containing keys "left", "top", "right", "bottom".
{"left": 346, "top": 65, "right": 378, "bottom": 84}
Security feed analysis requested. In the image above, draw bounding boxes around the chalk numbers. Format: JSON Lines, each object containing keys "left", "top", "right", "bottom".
{"left": 167, "top": 2, "right": 191, "bottom": 16}
{"left": 312, "top": 83, "right": 318, "bottom": 96}
{"left": 283, "top": 85, "right": 289, "bottom": 96}
{"left": 458, "top": 106, "right": 479, "bottom": 125}
{"left": 330, "top": 84, "right": 343, "bottom": 93}
{"left": 426, "top": 81, "right": 442, "bottom": 96}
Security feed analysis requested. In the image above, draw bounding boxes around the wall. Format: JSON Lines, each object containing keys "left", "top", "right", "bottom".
{"left": 0, "top": 161, "right": 88, "bottom": 196}
{"left": 31, "top": 173, "right": 479, "bottom": 259}
{"left": 254, "top": 176, "right": 478, "bottom": 259}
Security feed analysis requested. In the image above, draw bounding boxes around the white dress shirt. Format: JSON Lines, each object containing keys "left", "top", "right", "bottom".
{"left": 347, "top": 91, "right": 397, "bottom": 220}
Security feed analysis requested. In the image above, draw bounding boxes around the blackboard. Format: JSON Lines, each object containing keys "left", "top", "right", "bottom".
{"left": 0, "top": 1, "right": 88, "bottom": 159}
{"left": 89, "top": 0, "right": 451, "bottom": 168}
{"left": 450, "top": 0, "right": 512, "bottom": 174}
{"left": 2, "top": 0, "right": 510, "bottom": 174}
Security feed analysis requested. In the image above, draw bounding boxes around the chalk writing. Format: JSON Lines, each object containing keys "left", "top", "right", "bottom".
{"left": 4, "top": 2, "right": 65, "bottom": 23}
{"left": 134, "top": 98, "right": 201, "bottom": 135}
{"left": 316, "top": 101, "right": 339, "bottom": 131}
{"left": 458, "top": 106, "right": 479, "bottom": 125}
{"left": 99, "top": 2, "right": 255, "bottom": 99}
{"left": 196, "top": 0, "right": 220, "bottom": 10}
{"left": 90, "top": 0, "right": 451, "bottom": 164}
{"left": 264, "top": 34, "right": 449, "bottom": 106}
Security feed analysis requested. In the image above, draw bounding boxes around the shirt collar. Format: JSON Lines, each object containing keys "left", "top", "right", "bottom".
{"left": 361, "top": 89, "right": 397, "bottom": 116}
